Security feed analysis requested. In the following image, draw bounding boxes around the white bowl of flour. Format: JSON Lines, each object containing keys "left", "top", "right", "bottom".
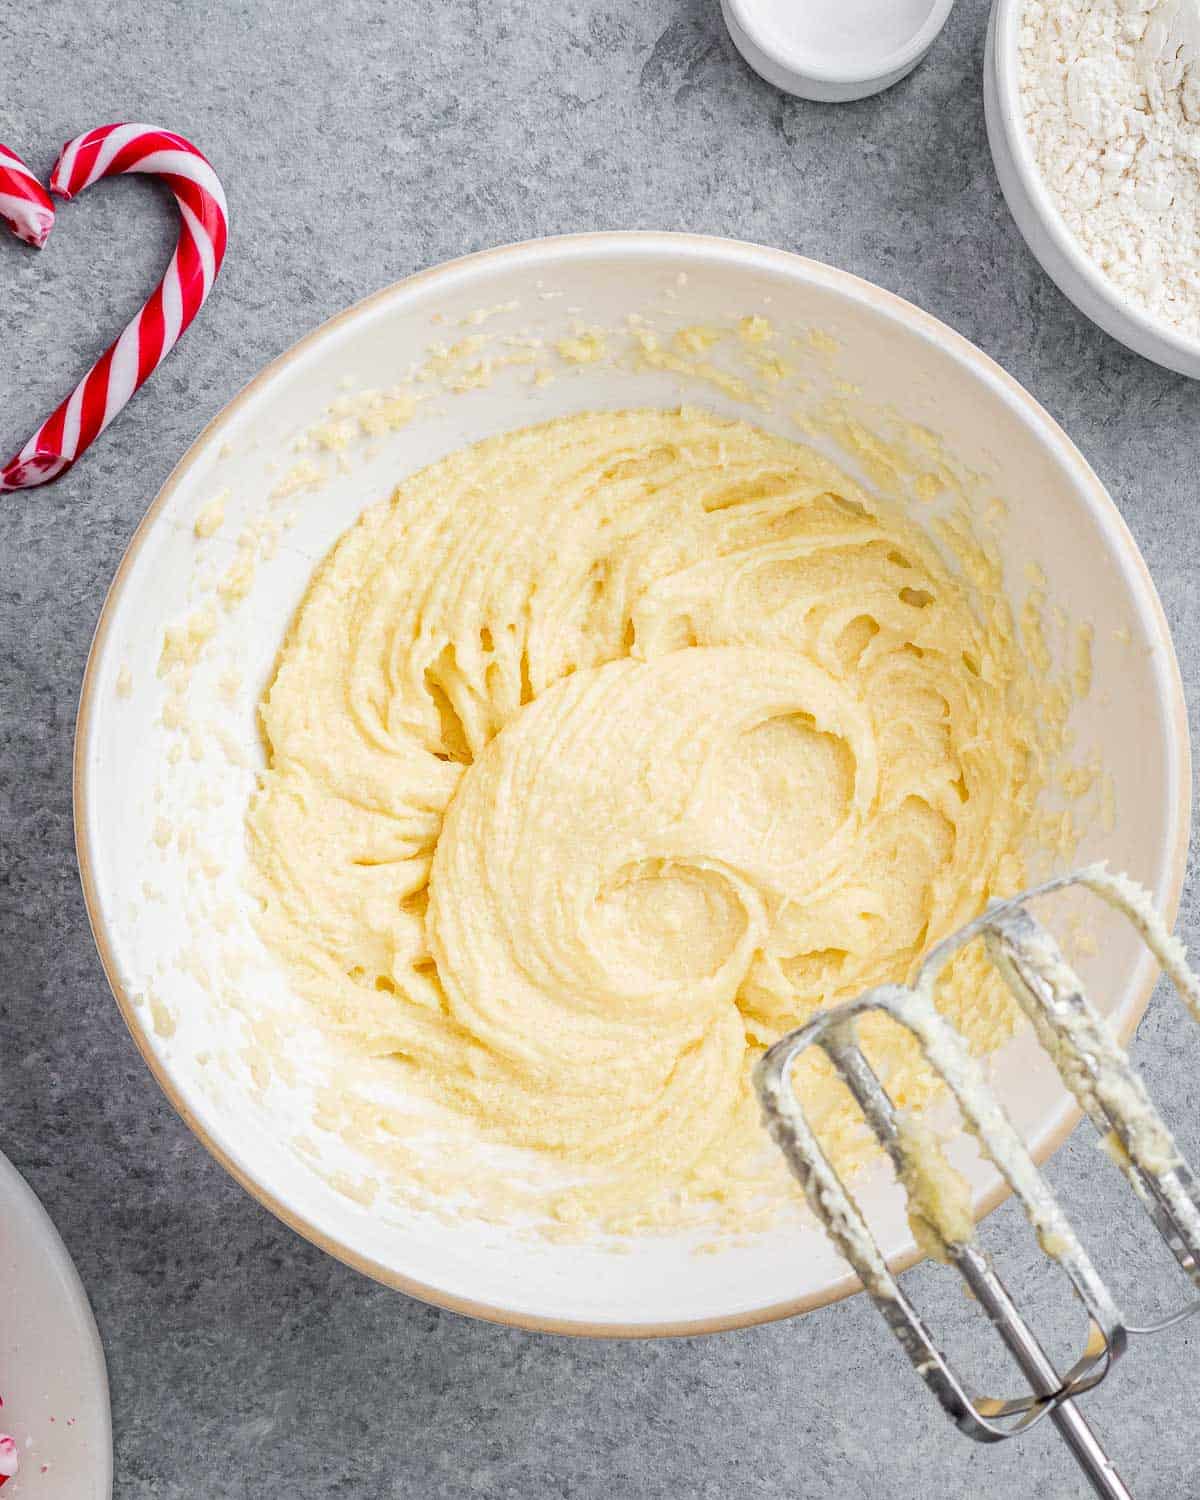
{"left": 986, "top": 0, "right": 1200, "bottom": 377}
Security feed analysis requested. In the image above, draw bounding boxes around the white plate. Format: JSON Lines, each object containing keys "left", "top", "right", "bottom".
{"left": 75, "top": 233, "right": 1190, "bottom": 1335}
{"left": 0, "top": 1151, "right": 112, "bottom": 1498}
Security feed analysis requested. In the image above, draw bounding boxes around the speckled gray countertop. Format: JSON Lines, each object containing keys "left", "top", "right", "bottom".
{"left": 3, "top": 2, "right": 1199, "bottom": 1496}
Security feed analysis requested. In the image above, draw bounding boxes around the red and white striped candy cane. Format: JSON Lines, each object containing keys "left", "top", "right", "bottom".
{"left": 1, "top": 124, "right": 228, "bottom": 493}
{"left": 0, "top": 142, "right": 55, "bottom": 248}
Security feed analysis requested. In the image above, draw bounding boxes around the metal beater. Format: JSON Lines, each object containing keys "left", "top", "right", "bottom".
{"left": 756, "top": 867, "right": 1200, "bottom": 1500}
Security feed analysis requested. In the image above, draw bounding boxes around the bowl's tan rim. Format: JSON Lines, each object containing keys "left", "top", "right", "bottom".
{"left": 989, "top": 0, "right": 1200, "bottom": 368}
{"left": 74, "top": 230, "right": 1192, "bottom": 1340}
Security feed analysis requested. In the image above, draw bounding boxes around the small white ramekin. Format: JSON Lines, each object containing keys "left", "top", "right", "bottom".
{"left": 985, "top": 0, "right": 1200, "bottom": 379}
{"left": 721, "top": 0, "right": 957, "bottom": 103}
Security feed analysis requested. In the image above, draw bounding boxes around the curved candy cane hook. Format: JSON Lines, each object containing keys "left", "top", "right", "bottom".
{"left": 1, "top": 124, "right": 229, "bottom": 493}
{"left": 0, "top": 142, "right": 55, "bottom": 248}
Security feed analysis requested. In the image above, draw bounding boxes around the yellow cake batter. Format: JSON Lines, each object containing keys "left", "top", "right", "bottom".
{"left": 246, "top": 406, "right": 1047, "bottom": 1234}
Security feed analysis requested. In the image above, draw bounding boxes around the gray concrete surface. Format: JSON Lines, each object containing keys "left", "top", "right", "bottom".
{"left": 2, "top": 1, "right": 1199, "bottom": 1495}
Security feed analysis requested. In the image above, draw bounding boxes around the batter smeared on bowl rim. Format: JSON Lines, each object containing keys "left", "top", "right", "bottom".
{"left": 246, "top": 406, "right": 1068, "bottom": 1236}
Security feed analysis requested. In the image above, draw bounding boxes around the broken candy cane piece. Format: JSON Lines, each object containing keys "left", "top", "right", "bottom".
{"left": 1, "top": 123, "right": 229, "bottom": 493}
{"left": 0, "top": 142, "right": 55, "bottom": 248}
{"left": 0, "top": 1431, "right": 17, "bottom": 1487}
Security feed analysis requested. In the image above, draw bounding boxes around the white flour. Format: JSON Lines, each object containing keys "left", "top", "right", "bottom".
{"left": 1019, "top": 0, "right": 1200, "bottom": 337}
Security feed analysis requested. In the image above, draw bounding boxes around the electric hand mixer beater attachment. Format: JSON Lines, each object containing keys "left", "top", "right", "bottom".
{"left": 756, "top": 866, "right": 1200, "bottom": 1500}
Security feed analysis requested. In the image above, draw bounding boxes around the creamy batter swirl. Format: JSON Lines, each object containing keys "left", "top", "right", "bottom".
{"left": 247, "top": 408, "right": 1042, "bottom": 1231}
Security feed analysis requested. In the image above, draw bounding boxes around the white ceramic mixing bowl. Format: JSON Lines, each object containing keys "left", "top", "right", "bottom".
{"left": 76, "top": 233, "right": 1190, "bottom": 1335}
{"left": 985, "top": 0, "right": 1200, "bottom": 379}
